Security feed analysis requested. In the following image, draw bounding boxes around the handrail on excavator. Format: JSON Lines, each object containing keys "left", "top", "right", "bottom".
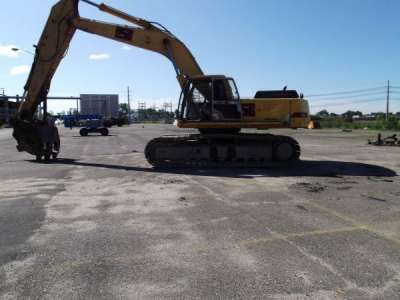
{"left": 80, "top": 0, "right": 158, "bottom": 31}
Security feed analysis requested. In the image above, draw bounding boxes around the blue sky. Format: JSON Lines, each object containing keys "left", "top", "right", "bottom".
{"left": 1, "top": 0, "right": 399, "bottom": 114}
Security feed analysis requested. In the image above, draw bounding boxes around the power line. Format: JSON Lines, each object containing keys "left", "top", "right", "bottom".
{"left": 306, "top": 86, "right": 385, "bottom": 97}
{"left": 311, "top": 98, "right": 385, "bottom": 108}
{"left": 312, "top": 98, "right": 400, "bottom": 108}
{"left": 309, "top": 91, "right": 385, "bottom": 101}
{"left": 312, "top": 97, "right": 388, "bottom": 105}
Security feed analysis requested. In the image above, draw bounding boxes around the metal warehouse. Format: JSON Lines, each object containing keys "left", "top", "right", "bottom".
{"left": 80, "top": 94, "right": 119, "bottom": 118}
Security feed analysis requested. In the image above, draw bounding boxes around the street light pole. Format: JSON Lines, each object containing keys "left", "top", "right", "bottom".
{"left": 11, "top": 47, "right": 35, "bottom": 56}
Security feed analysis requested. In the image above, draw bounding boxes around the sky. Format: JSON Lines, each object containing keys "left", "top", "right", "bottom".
{"left": 1, "top": 0, "right": 400, "bottom": 114}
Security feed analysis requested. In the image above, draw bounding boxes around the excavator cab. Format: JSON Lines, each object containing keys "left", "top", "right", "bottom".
{"left": 178, "top": 76, "right": 242, "bottom": 123}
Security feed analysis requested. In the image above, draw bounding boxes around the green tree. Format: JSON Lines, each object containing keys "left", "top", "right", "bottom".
{"left": 119, "top": 103, "right": 129, "bottom": 116}
{"left": 316, "top": 109, "right": 329, "bottom": 118}
{"left": 342, "top": 110, "right": 363, "bottom": 118}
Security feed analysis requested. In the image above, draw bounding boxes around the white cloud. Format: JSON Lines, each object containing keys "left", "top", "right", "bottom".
{"left": 0, "top": 44, "right": 19, "bottom": 58}
{"left": 9, "top": 65, "right": 30, "bottom": 76}
{"left": 121, "top": 45, "right": 132, "bottom": 51}
{"left": 89, "top": 53, "right": 110, "bottom": 60}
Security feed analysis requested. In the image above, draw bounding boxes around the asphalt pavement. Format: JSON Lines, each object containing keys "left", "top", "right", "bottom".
{"left": 0, "top": 125, "right": 399, "bottom": 299}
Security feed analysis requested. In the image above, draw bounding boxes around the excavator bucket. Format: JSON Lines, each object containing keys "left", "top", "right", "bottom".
{"left": 12, "top": 119, "right": 60, "bottom": 160}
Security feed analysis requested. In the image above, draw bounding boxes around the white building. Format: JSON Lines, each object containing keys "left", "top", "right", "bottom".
{"left": 80, "top": 94, "right": 119, "bottom": 118}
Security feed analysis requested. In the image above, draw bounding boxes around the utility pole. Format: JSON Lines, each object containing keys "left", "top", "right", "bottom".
{"left": 386, "top": 80, "right": 390, "bottom": 120}
{"left": 0, "top": 88, "right": 5, "bottom": 96}
{"left": 127, "top": 86, "right": 131, "bottom": 124}
{"left": 138, "top": 102, "right": 146, "bottom": 122}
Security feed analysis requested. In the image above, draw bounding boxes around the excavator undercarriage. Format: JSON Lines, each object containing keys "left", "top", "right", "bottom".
{"left": 145, "top": 133, "right": 300, "bottom": 167}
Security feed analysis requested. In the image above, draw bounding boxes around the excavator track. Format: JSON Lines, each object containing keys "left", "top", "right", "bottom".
{"left": 145, "top": 133, "right": 300, "bottom": 167}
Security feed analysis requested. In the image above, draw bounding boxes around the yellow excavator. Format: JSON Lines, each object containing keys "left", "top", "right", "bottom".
{"left": 12, "top": 0, "right": 310, "bottom": 166}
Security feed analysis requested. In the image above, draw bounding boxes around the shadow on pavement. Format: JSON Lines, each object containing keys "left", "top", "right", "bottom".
{"left": 49, "top": 159, "right": 397, "bottom": 179}
{"left": 71, "top": 135, "right": 117, "bottom": 138}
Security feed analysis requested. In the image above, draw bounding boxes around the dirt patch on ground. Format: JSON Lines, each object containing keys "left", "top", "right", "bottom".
{"left": 292, "top": 182, "right": 327, "bottom": 193}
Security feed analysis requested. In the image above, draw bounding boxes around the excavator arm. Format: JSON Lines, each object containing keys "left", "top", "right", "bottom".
{"left": 13, "top": 0, "right": 203, "bottom": 159}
